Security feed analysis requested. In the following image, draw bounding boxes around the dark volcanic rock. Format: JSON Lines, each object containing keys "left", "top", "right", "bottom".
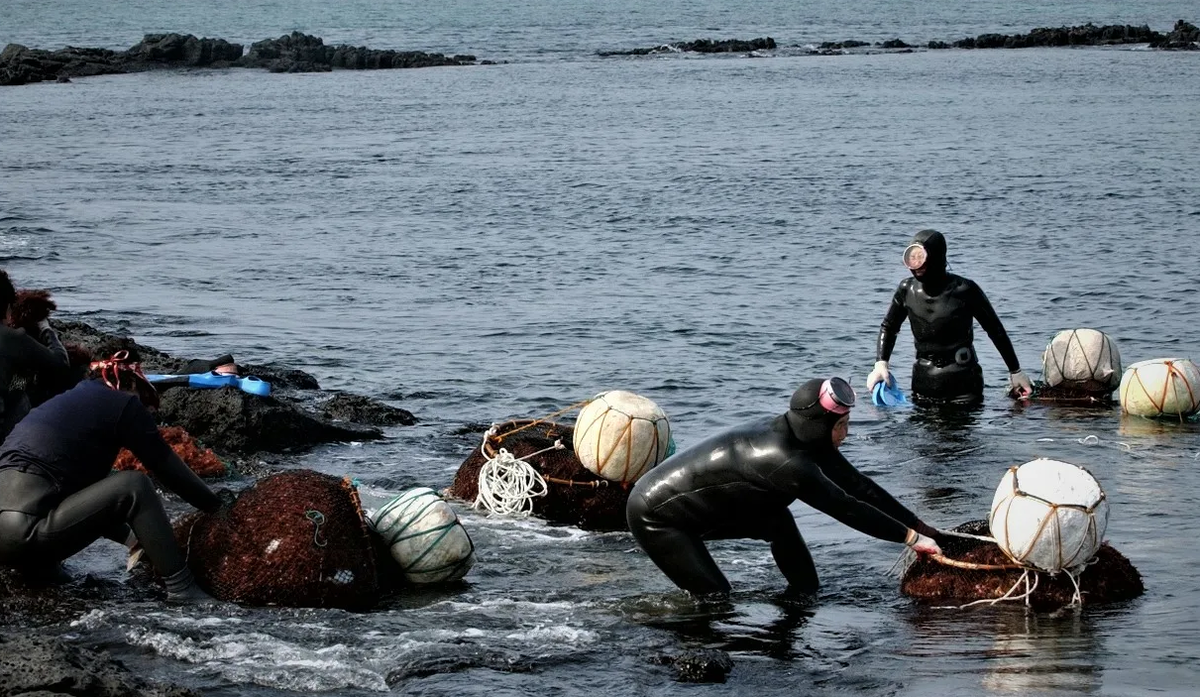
{"left": 1, "top": 43, "right": 125, "bottom": 85}
{"left": 158, "top": 387, "right": 383, "bottom": 455}
{"left": 1151, "top": 20, "right": 1200, "bottom": 49}
{"left": 235, "top": 32, "right": 476, "bottom": 73}
{"left": 954, "top": 23, "right": 1163, "bottom": 49}
{"left": 321, "top": 392, "right": 417, "bottom": 426}
{"left": 54, "top": 320, "right": 322, "bottom": 390}
{"left": 599, "top": 37, "right": 775, "bottom": 56}
{"left": 0, "top": 33, "right": 242, "bottom": 86}
{"left": 818, "top": 39, "right": 869, "bottom": 50}
{"left": 385, "top": 645, "right": 534, "bottom": 684}
{"left": 3, "top": 31, "right": 476, "bottom": 86}
{"left": 122, "top": 33, "right": 243, "bottom": 68}
{"left": 0, "top": 633, "right": 199, "bottom": 697}
{"left": 651, "top": 649, "right": 734, "bottom": 683}
{"left": 52, "top": 319, "right": 397, "bottom": 456}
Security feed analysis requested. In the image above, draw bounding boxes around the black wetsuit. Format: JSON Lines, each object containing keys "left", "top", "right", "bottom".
{"left": 180, "top": 354, "right": 236, "bottom": 375}
{"left": 0, "top": 380, "right": 219, "bottom": 575}
{"left": 0, "top": 323, "right": 70, "bottom": 441}
{"left": 626, "top": 408, "right": 920, "bottom": 596}
{"left": 876, "top": 230, "right": 1021, "bottom": 403}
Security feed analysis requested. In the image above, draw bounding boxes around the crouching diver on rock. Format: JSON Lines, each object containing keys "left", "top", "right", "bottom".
{"left": 866, "top": 229, "right": 1032, "bottom": 404}
{"left": 626, "top": 377, "right": 943, "bottom": 597}
{"left": 0, "top": 350, "right": 221, "bottom": 603}
{"left": 0, "top": 270, "right": 71, "bottom": 440}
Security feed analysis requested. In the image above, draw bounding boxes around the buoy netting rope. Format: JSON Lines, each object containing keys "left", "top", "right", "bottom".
{"left": 995, "top": 467, "right": 1106, "bottom": 573}
{"left": 1045, "top": 329, "right": 1103, "bottom": 387}
{"left": 1129, "top": 359, "right": 1198, "bottom": 422}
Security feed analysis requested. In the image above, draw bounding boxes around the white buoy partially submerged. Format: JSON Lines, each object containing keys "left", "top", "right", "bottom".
{"left": 573, "top": 390, "right": 671, "bottom": 484}
{"left": 369, "top": 487, "right": 475, "bottom": 584}
{"left": 1119, "top": 358, "right": 1200, "bottom": 418}
{"left": 989, "top": 458, "right": 1108, "bottom": 574}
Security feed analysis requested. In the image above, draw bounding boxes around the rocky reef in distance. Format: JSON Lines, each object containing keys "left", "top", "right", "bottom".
{"left": 0, "top": 31, "right": 483, "bottom": 86}
{"left": 599, "top": 19, "right": 1199, "bottom": 56}
{"left": 3, "top": 20, "right": 1197, "bottom": 86}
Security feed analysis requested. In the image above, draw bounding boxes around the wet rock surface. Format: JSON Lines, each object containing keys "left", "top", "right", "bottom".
{"left": 53, "top": 319, "right": 401, "bottom": 457}
{"left": 157, "top": 388, "right": 383, "bottom": 455}
{"left": 0, "top": 34, "right": 242, "bottom": 86}
{"left": 1, "top": 31, "right": 476, "bottom": 86}
{"left": 0, "top": 631, "right": 198, "bottom": 697}
{"left": 320, "top": 392, "right": 417, "bottom": 427}
{"left": 384, "top": 644, "right": 535, "bottom": 684}
{"left": 651, "top": 648, "right": 735, "bottom": 683}
{"left": 598, "top": 20, "right": 1198, "bottom": 57}
{"left": 235, "top": 31, "right": 476, "bottom": 73}
{"left": 599, "top": 37, "right": 776, "bottom": 56}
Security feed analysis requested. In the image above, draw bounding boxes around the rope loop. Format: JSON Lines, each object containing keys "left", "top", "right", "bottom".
{"left": 305, "top": 509, "right": 328, "bottom": 548}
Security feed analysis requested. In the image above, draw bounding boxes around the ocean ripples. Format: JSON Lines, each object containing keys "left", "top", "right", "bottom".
{"left": 3, "top": 18, "right": 1200, "bottom": 696}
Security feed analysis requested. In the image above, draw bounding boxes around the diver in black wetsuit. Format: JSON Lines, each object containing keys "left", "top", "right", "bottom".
{"left": 866, "top": 229, "right": 1032, "bottom": 404}
{"left": 626, "top": 377, "right": 943, "bottom": 597}
{"left": 0, "top": 351, "right": 220, "bottom": 603}
{"left": 0, "top": 271, "right": 70, "bottom": 440}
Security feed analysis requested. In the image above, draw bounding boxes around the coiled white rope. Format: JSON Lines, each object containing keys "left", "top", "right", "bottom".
{"left": 473, "top": 426, "right": 564, "bottom": 516}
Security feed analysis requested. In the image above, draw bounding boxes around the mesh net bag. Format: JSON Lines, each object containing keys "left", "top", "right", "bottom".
{"left": 900, "top": 520, "right": 1144, "bottom": 609}
{"left": 449, "top": 419, "right": 632, "bottom": 532}
{"left": 174, "top": 470, "right": 379, "bottom": 609}
{"left": 115, "top": 425, "right": 228, "bottom": 479}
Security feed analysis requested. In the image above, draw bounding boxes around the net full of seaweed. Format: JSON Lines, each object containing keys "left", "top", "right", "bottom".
{"left": 449, "top": 418, "right": 632, "bottom": 532}
{"left": 173, "top": 469, "right": 379, "bottom": 609}
{"left": 899, "top": 520, "right": 1144, "bottom": 610}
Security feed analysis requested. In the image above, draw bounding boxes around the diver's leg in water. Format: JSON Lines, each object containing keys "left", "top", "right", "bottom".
{"left": 28, "top": 471, "right": 186, "bottom": 576}
{"left": 637, "top": 522, "right": 731, "bottom": 596}
{"left": 763, "top": 510, "right": 819, "bottom": 594}
{"left": 628, "top": 500, "right": 731, "bottom": 595}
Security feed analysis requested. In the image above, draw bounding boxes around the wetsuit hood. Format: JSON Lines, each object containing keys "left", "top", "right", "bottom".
{"left": 784, "top": 378, "right": 848, "bottom": 446}
{"left": 906, "top": 229, "right": 948, "bottom": 284}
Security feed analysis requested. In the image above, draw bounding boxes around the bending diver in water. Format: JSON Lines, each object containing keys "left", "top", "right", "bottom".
{"left": 867, "top": 229, "right": 1033, "bottom": 404}
{"left": 626, "top": 377, "right": 943, "bottom": 597}
{"left": 0, "top": 351, "right": 221, "bottom": 603}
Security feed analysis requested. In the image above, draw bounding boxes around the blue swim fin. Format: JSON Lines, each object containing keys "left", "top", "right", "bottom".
{"left": 871, "top": 377, "right": 907, "bottom": 407}
{"left": 145, "top": 371, "right": 271, "bottom": 397}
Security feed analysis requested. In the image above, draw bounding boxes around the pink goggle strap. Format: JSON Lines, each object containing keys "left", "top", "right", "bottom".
{"left": 818, "top": 379, "right": 854, "bottom": 415}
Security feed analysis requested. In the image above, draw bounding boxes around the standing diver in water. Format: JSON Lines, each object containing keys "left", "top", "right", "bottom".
{"left": 866, "top": 229, "right": 1033, "bottom": 404}
{"left": 626, "top": 377, "right": 943, "bottom": 597}
{"left": 0, "top": 351, "right": 220, "bottom": 603}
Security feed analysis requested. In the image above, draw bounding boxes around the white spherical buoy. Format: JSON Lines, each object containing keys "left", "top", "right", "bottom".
{"left": 1119, "top": 358, "right": 1200, "bottom": 418}
{"left": 573, "top": 390, "right": 671, "bottom": 483}
{"left": 1042, "top": 328, "right": 1121, "bottom": 391}
{"left": 369, "top": 487, "right": 475, "bottom": 584}
{"left": 988, "top": 459, "right": 1108, "bottom": 573}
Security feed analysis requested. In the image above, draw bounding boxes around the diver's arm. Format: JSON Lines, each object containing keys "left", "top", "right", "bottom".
{"left": 10, "top": 323, "right": 69, "bottom": 372}
{"left": 766, "top": 457, "right": 910, "bottom": 543}
{"left": 814, "top": 451, "right": 921, "bottom": 529}
{"left": 876, "top": 281, "right": 910, "bottom": 362}
{"left": 119, "top": 401, "right": 220, "bottom": 513}
{"left": 967, "top": 281, "right": 1021, "bottom": 372}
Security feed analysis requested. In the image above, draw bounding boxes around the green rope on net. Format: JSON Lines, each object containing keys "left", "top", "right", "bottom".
{"left": 305, "top": 509, "right": 328, "bottom": 548}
